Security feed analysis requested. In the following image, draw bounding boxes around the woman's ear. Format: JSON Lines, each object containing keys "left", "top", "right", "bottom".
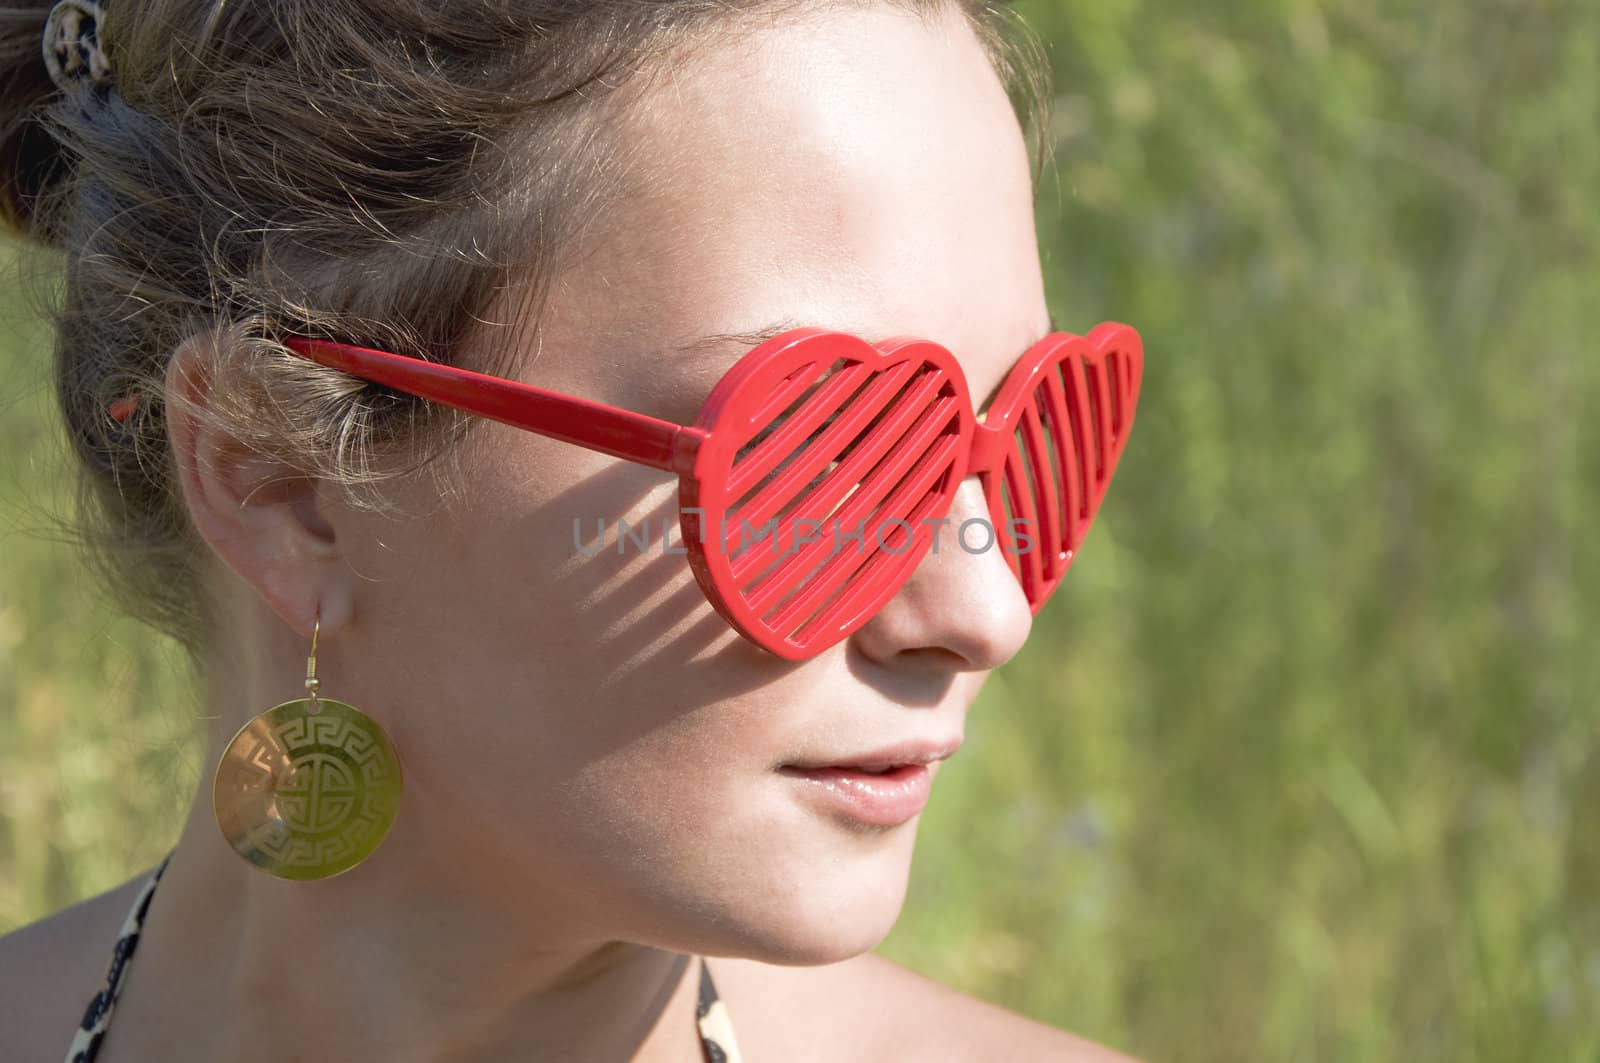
{"left": 163, "top": 332, "right": 355, "bottom": 636}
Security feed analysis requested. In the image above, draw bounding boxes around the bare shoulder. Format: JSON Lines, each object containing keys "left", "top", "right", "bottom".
{"left": 709, "top": 951, "right": 1142, "bottom": 1062}
{"left": 838, "top": 952, "right": 1141, "bottom": 1061}
{"left": 0, "top": 875, "right": 147, "bottom": 1062}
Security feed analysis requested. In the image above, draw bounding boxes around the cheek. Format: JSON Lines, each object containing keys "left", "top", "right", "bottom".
{"left": 545, "top": 716, "right": 753, "bottom": 864}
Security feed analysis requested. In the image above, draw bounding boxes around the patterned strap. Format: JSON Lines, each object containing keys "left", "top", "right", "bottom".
{"left": 63, "top": 852, "right": 171, "bottom": 1063}
{"left": 65, "top": 851, "right": 745, "bottom": 1063}
{"left": 697, "top": 955, "right": 746, "bottom": 1063}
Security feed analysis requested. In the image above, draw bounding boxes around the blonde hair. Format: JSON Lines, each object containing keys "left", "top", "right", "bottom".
{"left": 0, "top": 0, "right": 1049, "bottom": 652}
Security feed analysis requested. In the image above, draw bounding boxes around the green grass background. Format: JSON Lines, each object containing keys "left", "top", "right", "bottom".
{"left": 3, "top": 2, "right": 1597, "bottom": 1060}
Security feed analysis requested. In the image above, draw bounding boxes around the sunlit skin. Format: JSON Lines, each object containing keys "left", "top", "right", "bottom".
{"left": 25, "top": 5, "right": 1111, "bottom": 1060}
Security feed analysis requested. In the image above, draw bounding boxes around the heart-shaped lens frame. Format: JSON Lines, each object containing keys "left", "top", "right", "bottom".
{"left": 976, "top": 321, "right": 1143, "bottom": 611}
{"left": 682, "top": 330, "right": 972, "bottom": 660}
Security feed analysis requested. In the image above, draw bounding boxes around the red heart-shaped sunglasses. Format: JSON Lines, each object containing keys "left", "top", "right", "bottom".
{"left": 274, "top": 322, "right": 1142, "bottom": 661}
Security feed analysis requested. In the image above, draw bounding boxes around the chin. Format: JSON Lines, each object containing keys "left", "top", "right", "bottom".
{"left": 730, "top": 909, "right": 904, "bottom": 967}
{"left": 706, "top": 848, "right": 916, "bottom": 966}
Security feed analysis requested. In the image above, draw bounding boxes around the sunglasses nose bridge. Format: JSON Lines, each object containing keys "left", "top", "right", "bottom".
{"left": 966, "top": 418, "right": 1008, "bottom": 479}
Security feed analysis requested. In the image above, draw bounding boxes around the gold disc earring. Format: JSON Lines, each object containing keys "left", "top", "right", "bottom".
{"left": 213, "top": 616, "right": 404, "bottom": 880}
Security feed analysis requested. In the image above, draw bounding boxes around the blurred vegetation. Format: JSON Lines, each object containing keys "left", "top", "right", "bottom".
{"left": 3, "top": 1, "right": 1597, "bottom": 1060}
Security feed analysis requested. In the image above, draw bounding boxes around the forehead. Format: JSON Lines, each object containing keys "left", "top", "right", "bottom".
{"left": 544, "top": 3, "right": 1048, "bottom": 391}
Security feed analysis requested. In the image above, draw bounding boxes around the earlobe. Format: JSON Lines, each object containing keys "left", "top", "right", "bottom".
{"left": 163, "top": 332, "right": 354, "bottom": 636}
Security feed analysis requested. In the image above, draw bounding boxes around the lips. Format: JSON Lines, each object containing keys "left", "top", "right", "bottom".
{"left": 805, "top": 760, "right": 920, "bottom": 774}
{"left": 779, "top": 737, "right": 963, "bottom": 774}
{"left": 777, "top": 764, "right": 924, "bottom": 782}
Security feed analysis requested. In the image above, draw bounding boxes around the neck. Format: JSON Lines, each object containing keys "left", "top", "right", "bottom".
{"left": 113, "top": 803, "right": 709, "bottom": 1062}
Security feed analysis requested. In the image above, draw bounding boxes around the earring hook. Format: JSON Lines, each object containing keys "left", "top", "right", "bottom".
{"left": 305, "top": 614, "right": 322, "bottom": 710}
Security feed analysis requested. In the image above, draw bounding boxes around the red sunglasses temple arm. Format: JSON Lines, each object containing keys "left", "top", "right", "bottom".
{"left": 283, "top": 338, "right": 703, "bottom": 474}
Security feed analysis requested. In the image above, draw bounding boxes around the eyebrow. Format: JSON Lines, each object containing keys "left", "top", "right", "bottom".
{"left": 665, "top": 319, "right": 809, "bottom": 359}
{"left": 666, "top": 311, "right": 1062, "bottom": 413}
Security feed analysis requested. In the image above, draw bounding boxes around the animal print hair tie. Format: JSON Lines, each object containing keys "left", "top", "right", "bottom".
{"left": 42, "top": 0, "right": 112, "bottom": 94}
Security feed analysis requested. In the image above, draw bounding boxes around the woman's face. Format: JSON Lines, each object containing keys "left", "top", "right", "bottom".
{"left": 324, "top": 3, "right": 1049, "bottom": 962}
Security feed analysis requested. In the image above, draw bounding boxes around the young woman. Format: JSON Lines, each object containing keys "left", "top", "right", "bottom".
{"left": 0, "top": 0, "right": 1144, "bottom": 1058}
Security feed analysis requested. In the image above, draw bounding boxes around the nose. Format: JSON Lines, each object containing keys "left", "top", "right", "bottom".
{"left": 848, "top": 475, "right": 1035, "bottom": 670}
